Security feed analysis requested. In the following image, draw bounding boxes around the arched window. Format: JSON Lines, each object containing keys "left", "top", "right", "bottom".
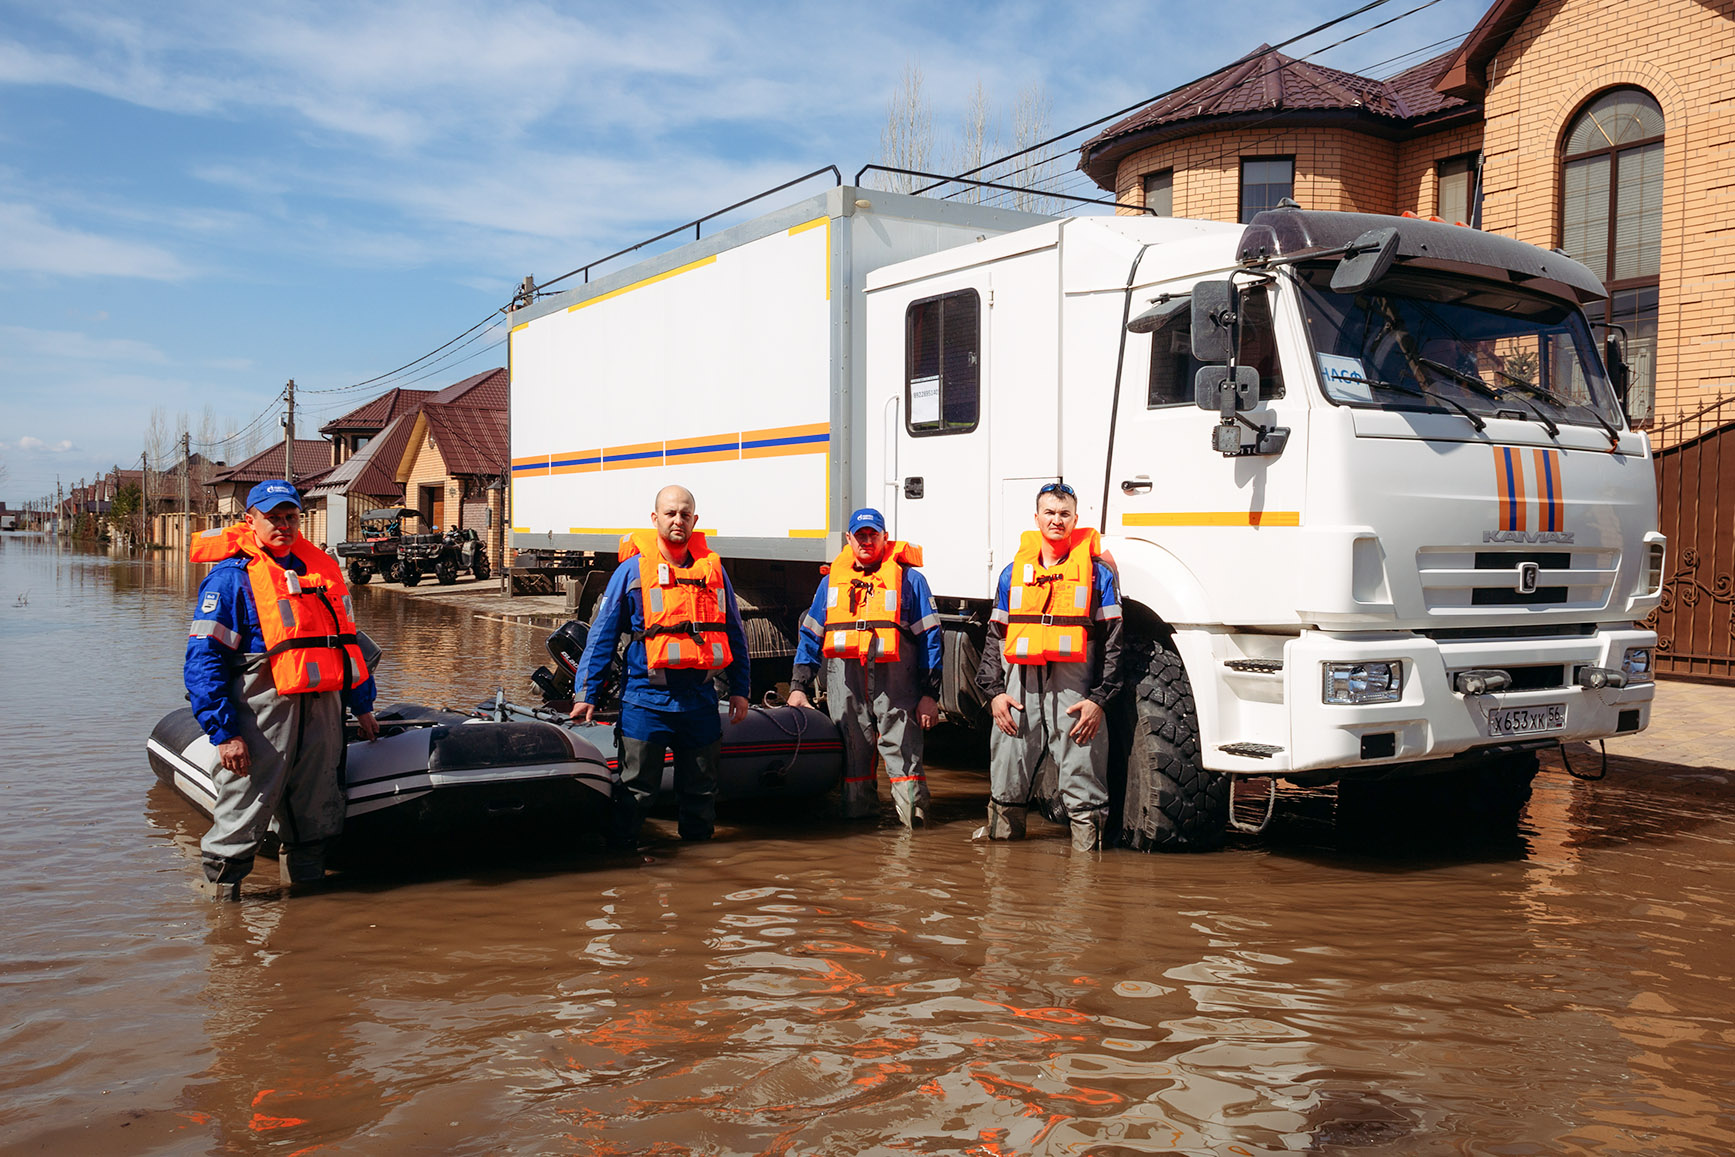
{"left": 1561, "top": 87, "right": 1663, "bottom": 421}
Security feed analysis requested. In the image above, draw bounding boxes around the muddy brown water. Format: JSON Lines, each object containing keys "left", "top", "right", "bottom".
{"left": 2, "top": 535, "right": 1733, "bottom": 1156}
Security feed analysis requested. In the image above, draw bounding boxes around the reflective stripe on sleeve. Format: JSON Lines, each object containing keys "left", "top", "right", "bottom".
{"left": 1095, "top": 603, "right": 1122, "bottom": 621}
{"left": 800, "top": 611, "right": 824, "bottom": 636}
{"left": 190, "top": 619, "right": 242, "bottom": 649}
{"left": 990, "top": 607, "right": 1010, "bottom": 625}
{"left": 910, "top": 612, "right": 941, "bottom": 634}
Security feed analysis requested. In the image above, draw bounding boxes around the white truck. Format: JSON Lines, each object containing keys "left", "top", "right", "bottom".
{"left": 508, "top": 184, "right": 1663, "bottom": 850}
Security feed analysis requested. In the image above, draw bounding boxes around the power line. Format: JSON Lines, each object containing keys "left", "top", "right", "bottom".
{"left": 297, "top": 309, "right": 505, "bottom": 396}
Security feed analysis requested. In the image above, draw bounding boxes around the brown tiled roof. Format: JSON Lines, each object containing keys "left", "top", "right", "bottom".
{"left": 423, "top": 403, "right": 509, "bottom": 477}
{"left": 207, "top": 439, "right": 334, "bottom": 489}
{"left": 318, "top": 386, "right": 437, "bottom": 435}
{"left": 305, "top": 412, "right": 416, "bottom": 499}
{"left": 427, "top": 366, "right": 508, "bottom": 410}
{"left": 1079, "top": 44, "right": 1476, "bottom": 188}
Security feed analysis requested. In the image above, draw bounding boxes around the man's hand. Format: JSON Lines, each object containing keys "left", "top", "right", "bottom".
{"left": 728, "top": 695, "right": 750, "bottom": 725}
{"left": 785, "top": 689, "right": 812, "bottom": 710}
{"left": 1066, "top": 698, "right": 1105, "bottom": 744}
{"left": 990, "top": 693, "right": 1023, "bottom": 737}
{"left": 916, "top": 695, "right": 939, "bottom": 730}
{"left": 216, "top": 736, "right": 251, "bottom": 774}
{"left": 356, "top": 712, "right": 380, "bottom": 742}
{"left": 569, "top": 701, "right": 595, "bottom": 725}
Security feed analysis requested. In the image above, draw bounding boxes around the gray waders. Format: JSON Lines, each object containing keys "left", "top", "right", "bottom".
{"left": 824, "top": 654, "right": 929, "bottom": 827}
{"left": 615, "top": 733, "right": 721, "bottom": 846}
{"left": 201, "top": 656, "right": 346, "bottom": 886}
{"left": 987, "top": 656, "right": 1108, "bottom": 849}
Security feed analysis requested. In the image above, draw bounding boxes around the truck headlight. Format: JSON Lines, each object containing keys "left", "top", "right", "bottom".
{"left": 1322, "top": 661, "right": 1403, "bottom": 705}
{"left": 1621, "top": 647, "right": 1654, "bottom": 684}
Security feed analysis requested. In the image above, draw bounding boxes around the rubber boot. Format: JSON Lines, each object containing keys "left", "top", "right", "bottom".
{"left": 904, "top": 803, "right": 928, "bottom": 829}
{"left": 195, "top": 856, "right": 251, "bottom": 899}
{"left": 986, "top": 802, "right": 1027, "bottom": 840}
{"left": 284, "top": 840, "right": 329, "bottom": 885}
{"left": 1070, "top": 816, "right": 1103, "bottom": 852}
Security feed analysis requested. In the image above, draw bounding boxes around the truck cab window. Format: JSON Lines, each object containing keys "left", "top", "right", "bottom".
{"left": 906, "top": 290, "right": 980, "bottom": 435}
{"left": 1148, "top": 285, "right": 1285, "bottom": 407}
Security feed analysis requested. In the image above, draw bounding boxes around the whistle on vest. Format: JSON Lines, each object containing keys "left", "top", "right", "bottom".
{"left": 658, "top": 562, "right": 670, "bottom": 587}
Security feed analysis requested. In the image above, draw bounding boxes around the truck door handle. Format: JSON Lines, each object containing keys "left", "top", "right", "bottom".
{"left": 1120, "top": 479, "right": 1152, "bottom": 495}
{"left": 904, "top": 476, "right": 925, "bottom": 499}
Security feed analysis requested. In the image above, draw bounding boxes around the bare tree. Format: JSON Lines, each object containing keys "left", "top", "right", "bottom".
{"left": 876, "top": 62, "right": 933, "bottom": 193}
{"left": 953, "top": 81, "right": 998, "bottom": 204}
{"left": 1011, "top": 82, "right": 1063, "bottom": 215}
{"left": 196, "top": 405, "right": 221, "bottom": 511}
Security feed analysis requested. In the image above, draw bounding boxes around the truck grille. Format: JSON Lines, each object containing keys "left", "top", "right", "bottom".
{"left": 1416, "top": 547, "right": 1618, "bottom": 614}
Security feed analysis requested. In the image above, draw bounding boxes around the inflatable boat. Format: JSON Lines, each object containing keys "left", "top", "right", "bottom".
{"left": 145, "top": 701, "right": 618, "bottom": 850}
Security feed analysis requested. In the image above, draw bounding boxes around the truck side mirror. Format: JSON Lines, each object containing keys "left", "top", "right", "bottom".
{"left": 1190, "top": 280, "right": 1236, "bottom": 363}
{"left": 1195, "top": 365, "right": 1259, "bottom": 413}
{"left": 1330, "top": 228, "right": 1400, "bottom": 293}
{"left": 1605, "top": 336, "right": 1631, "bottom": 410}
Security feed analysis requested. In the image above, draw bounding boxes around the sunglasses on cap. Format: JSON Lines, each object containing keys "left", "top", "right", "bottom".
{"left": 1037, "top": 481, "right": 1076, "bottom": 498}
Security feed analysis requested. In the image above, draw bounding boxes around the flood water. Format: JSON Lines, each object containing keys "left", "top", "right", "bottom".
{"left": 3, "top": 535, "right": 1734, "bottom": 1155}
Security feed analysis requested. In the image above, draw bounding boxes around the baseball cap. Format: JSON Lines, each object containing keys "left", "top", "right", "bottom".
{"left": 246, "top": 480, "right": 303, "bottom": 511}
{"left": 847, "top": 508, "right": 886, "bottom": 536}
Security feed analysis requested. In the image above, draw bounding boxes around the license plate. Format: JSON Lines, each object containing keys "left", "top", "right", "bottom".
{"left": 1486, "top": 702, "right": 1566, "bottom": 736}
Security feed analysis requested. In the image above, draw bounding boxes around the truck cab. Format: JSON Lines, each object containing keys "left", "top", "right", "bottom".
{"left": 865, "top": 206, "right": 1662, "bottom": 848}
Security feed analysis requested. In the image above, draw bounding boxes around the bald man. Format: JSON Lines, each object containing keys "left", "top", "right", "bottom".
{"left": 571, "top": 485, "right": 751, "bottom": 849}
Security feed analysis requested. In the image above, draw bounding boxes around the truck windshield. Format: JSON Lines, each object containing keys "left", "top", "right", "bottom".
{"left": 1294, "top": 262, "right": 1623, "bottom": 431}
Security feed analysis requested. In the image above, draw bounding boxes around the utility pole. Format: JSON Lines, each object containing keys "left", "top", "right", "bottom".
{"left": 283, "top": 378, "right": 297, "bottom": 486}
{"left": 180, "top": 431, "right": 191, "bottom": 515}
{"left": 139, "top": 451, "right": 151, "bottom": 547}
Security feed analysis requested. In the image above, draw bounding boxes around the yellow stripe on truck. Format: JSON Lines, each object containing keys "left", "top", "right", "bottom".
{"left": 1122, "top": 511, "right": 1301, "bottom": 528}
{"left": 567, "top": 255, "right": 717, "bottom": 314}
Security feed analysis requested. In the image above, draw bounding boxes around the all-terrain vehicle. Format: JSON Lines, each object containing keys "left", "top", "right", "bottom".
{"left": 398, "top": 525, "right": 490, "bottom": 586}
{"left": 334, "top": 506, "right": 414, "bottom": 586}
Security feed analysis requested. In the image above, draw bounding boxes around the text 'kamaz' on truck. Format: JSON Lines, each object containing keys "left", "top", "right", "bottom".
{"left": 506, "top": 184, "right": 1663, "bottom": 851}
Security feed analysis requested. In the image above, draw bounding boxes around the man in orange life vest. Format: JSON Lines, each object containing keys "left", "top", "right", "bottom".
{"left": 570, "top": 485, "right": 751, "bottom": 847}
{"left": 976, "top": 481, "right": 1125, "bottom": 850}
{"left": 786, "top": 507, "right": 941, "bottom": 827}
{"left": 185, "top": 480, "right": 379, "bottom": 895}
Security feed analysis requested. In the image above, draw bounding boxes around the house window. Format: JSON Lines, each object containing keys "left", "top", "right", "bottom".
{"left": 1561, "top": 87, "right": 1663, "bottom": 421}
{"left": 905, "top": 289, "right": 981, "bottom": 436}
{"left": 1142, "top": 168, "right": 1173, "bottom": 216}
{"left": 1437, "top": 153, "right": 1480, "bottom": 225}
{"left": 1239, "top": 157, "right": 1294, "bottom": 223}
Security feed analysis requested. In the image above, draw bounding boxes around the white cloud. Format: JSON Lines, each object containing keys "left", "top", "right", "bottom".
{"left": 0, "top": 202, "right": 191, "bottom": 279}
{"left": 0, "top": 324, "right": 169, "bottom": 364}
{"left": 11, "top": 436, "right": 79, "bottom": 453}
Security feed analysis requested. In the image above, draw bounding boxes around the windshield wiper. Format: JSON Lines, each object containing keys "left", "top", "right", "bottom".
{"left": 1495, "top": 370, "right": 1621, "bottom": 449}
{"left": 1332, "top": 374, "right": 1486, "bottom": 431}
{"left": 1416, "top": 356, "right": 1504, "bottom": 401}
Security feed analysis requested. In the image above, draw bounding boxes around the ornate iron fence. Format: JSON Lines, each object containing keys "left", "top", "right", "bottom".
{"left": 1648, "top": 395, "right": 1735, "bottom": 683}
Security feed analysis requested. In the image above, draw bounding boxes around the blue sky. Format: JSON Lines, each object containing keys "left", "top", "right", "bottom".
{"left": 0, "top": 0, "right": 1490, "bottom": 503}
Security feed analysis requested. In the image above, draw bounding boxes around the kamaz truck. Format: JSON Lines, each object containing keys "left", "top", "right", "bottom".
{"left": 506, "top": 183, "right": 1662, "bottom": 850}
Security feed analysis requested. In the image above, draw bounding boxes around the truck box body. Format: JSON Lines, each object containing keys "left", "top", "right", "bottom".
{"left": 510, "top": 186, "right": 1662, "bottom": 844}
{"left": 508, "top": 188, "right": 1047, "bottom": 560}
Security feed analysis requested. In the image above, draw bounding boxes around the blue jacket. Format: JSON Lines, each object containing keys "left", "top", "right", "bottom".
{"left": 574, "top": 554, "right": 752, "bottom": 713}
{"left": 185, "top": 554, "right": 378, "bottom": 744}
{"left": 790, "top": 563, "right": 943, "bottom": 699}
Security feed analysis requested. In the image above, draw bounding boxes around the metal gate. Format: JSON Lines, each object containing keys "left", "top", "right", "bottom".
{"left": 1649, "top": 397, "right": 1735, "bottom": 683}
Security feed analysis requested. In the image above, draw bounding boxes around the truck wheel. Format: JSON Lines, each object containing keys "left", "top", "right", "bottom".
{"left": 472, "top": 554, "right": 490, "bottom": 582}
{"left": 347, "top": 561, "right": 370, "bottom": 587}
{"left": 1112, "top": 632, "right": 1228, "bottom": 852}
{"left": 401, "top": 566, "right": 421, "bottom": 587}
{"left": 436, "top": 561, "right": 458, "bottom": 585}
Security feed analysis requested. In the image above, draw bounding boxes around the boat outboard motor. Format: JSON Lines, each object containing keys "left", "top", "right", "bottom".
{"left": 532, "top": 620, "right": 590, "bottom": 703}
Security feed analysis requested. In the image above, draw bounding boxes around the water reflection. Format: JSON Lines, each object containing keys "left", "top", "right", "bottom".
{"left": 3, "top": 535, "right": 1735, "bottom": 1155}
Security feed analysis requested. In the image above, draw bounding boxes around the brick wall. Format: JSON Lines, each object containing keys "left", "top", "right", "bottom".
{"left": 1115, "top": 127, "right": 1401, "bottom": 219}
{"left": 1478, "top": 0, "right": 1735, "bottom": 437}
{"left": 402, "top": 430, "right": 452, "bottom": 533}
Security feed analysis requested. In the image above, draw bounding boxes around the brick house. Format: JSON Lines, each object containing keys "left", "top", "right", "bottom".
{"left": 204, "top": 440, "right": 336, "bottom": 543}
{"left": 390, "top": 369, "right": 509, "bottom": 561}
{"left": 1079, "top": 0, "right": 1735, "bottom": 440}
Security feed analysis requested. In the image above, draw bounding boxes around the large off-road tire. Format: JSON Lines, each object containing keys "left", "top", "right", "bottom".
{"left": 436, "top": 560, "right": 458, "bottom": 585}
{"left": 347, "top": 561, "right": 370, "bottom": 587}
{"left": 472, "top": 554, "right": 490, "bottom": 582}
{"left": 401, "top": 565, "right": 422, "bottom": 587}
{"left": 1112, "top": 632, "right": 1229, "bottom": 852}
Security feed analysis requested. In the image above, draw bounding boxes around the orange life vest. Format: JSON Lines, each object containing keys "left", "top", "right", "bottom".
{"left": 1004, "top": 528, "right": 1101, "bottom": 665}
{"left": 189, "top": 523, "right": 371, "bottom": 695}
{"left": 619, "top": 528, "right": 734, "bottom": 671}
{"left": 821, "top": 541, "right": 923, "bottom": 663}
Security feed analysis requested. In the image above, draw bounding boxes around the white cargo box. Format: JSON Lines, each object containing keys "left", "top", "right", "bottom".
{"left": 508, "top": 186, "right": 1047, "bottom": 561}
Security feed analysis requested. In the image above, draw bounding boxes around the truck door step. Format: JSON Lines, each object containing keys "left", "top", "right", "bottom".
{"left": 1224, "top": 659, "right": 1284, "bottom": 673}
{"left": 1219, "top": 742, "right": 1284, "bottom": 758}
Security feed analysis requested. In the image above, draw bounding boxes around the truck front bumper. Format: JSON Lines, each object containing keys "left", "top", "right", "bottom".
{"left": 1221, "top": 625, "right": 1655, "bottom": 776}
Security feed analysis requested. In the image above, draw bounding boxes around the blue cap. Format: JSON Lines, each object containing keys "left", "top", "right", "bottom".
{"left": 246, "top": 480, "right": 303, "bottom": 511}
{"left": 847, "top": 507, "right": 886, "bottom": 536}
